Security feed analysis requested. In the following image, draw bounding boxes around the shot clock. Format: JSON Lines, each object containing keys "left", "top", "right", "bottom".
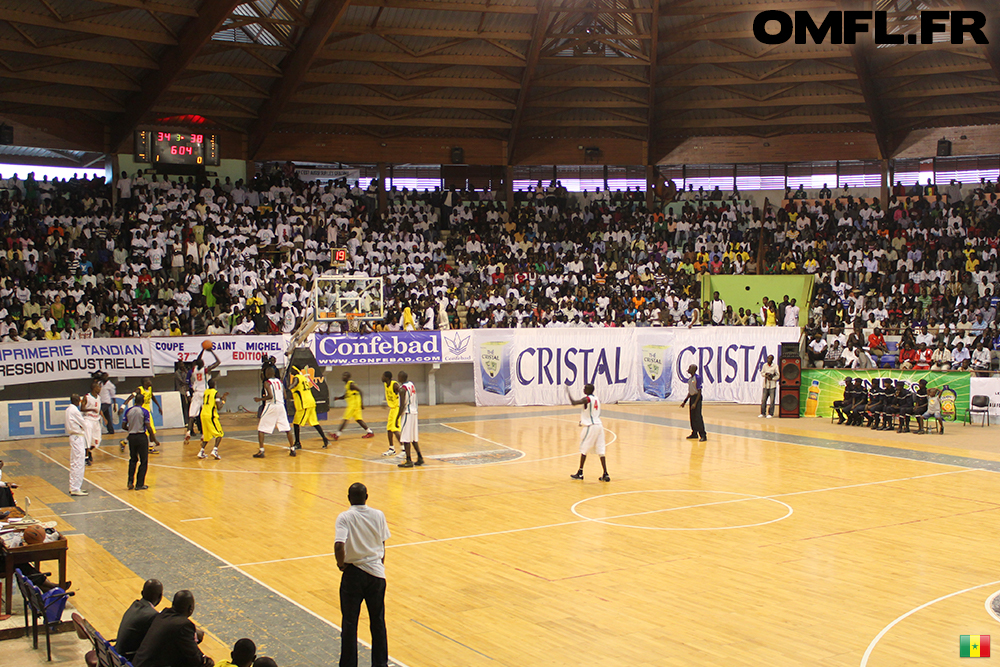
{"left": 331, "top": 247, "right": 350, "bottom": 269}
{"left": 134, "top": 128, "right": 220, "bottom": 166}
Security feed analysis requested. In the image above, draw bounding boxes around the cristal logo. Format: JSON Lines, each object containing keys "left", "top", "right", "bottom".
{"left": 753, "top": 10, "right": 987, "bottom": 45}
{"left": 482, "top": 350, "right": 501, "bottom": 377}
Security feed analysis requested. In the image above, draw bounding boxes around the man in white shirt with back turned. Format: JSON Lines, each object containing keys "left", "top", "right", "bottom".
{"left": 335, "top": 483, "right": 390, "bottom": 667}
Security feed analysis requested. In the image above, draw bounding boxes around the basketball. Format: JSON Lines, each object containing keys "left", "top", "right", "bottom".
{"left": 22, "top": 524, "right": 46, "bottom": 545}
{"left": 202, "top": 340, "right": 213, "bottom": 351}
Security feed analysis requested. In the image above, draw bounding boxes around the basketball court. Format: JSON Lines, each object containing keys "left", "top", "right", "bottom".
{"left": 3, "top": 402, "right": 998, "bottom": 667}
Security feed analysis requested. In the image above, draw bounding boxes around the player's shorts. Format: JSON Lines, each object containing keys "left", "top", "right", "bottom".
{"left": 343, "top": 401, "right": 363, "bottom": 422}
{"left": 201, "top": 413, "right": 224, "bottom": 440}
{"left": 387, "top": 407, "right": 400, "bottom": 433}
{"left": 293, "top": 407, "right": 319, "bottom": 427}
{"left": 85, "top": 420, "right": 102, "bottom": 448}
{"left": 141, "top": 407, "right": 157, "bottom": 434}
{"left": 400, "top": 412, "right": 418, "bottom": 443}
{"left": 258, "top": 403, "right": 291, "bottom": 433}
{"left": 189, "top": 391, "right": 204, "bottom": 418}
{"left": 580, "top": 423, "right": 606, "bottom": 456}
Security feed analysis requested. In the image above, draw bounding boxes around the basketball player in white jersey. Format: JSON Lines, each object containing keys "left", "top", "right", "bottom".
{"left": 184, "top": 348, "right": 221, "bottom": 445}
{"left": 395, "top": 371, "right": 424, "bottom": 468}
{"left": 568, "top": 383, "right": 610, "bottom": 481}
{"left": 253, "top": 366, "right": 294, "bottom": 458}
{"left": 82, "top": 379, "right": 103, "bottom": 466}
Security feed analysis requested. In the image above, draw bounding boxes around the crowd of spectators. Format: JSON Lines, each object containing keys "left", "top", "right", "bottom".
{"left": 0, "top": 167, "right": 999, "bottom": 363}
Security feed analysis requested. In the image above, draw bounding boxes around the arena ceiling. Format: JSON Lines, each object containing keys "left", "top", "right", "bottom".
{"left": 0, "top": 0, "right": 998, "bottom": 164}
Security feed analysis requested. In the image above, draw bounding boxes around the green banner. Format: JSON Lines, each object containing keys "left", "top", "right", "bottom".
{"left": 799, "top": 369, "right": 971, "bottom": 421}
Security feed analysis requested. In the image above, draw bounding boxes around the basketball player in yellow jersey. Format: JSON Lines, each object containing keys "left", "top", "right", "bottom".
{"left": 198, "top": 379, "right": 228, "bottom": 460}
{"left": 290, "top": 369, "right": 329, "bottom": 454}
{"left": 331, "top": 371, "right": 374, "bottom": 440}
{"left": 381, "top": 371, "right": 400, "bottom": 457}
{"left": 135, "top": 378, "right": 162, "bottom": 450}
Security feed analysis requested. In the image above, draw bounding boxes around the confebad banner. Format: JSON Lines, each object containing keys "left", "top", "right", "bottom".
{"left": 0, "top": 339, "right": 152, "bottom": 387}
{"left": 315, "top": 332, "right": 442, "bottom": 365}
{"left": 150, "top": 335, "right": 290, "bottom": 370}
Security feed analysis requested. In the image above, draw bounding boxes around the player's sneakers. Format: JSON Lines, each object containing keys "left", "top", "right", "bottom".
{"left": 321, "top": 439, "right": 329, "bottom": 449}
{"left": 414, "top": 458, "right": 424, "bottom": 467}
{"left": 685, "top": 434, "right": 699, "bottom": 440}
{"left": 148, "top": 448, "right": 160, "bottom": 455}
{"left": 570, "top": 471, "right": 584, "bottom": 480}
{"left": 253, "top": 451, "right": 265, "bottom": 458}
{"left": 289, "top": 446, "right": 297, "bottom": 457}
{"left": 398, "top": 461, "right": 414, "bottom": 468}
{"left": 362, "top": 432, "right": 374, "bottom": 439}
{"left": 382, "top": 447, "right": 396, "bottom": 457}
{"left": 183, "top": 433, "right": 190, "bottom": 445}
{"left": 332, "top": 432, "right": 340, "bottom": 441}
{"left": 70, "top": 490, "right": 88, "bottom": 496}
{"left": 212, "top": 448, "right": 221, "bottom": 460}
{"left": 599, "top": 473, "right": 611, "bottom": 482}
{"left": 119, "top": 440, "right": 126, "bottom": 452}
{"left": 197, "top": 450, "right": 207, "bottom": 459}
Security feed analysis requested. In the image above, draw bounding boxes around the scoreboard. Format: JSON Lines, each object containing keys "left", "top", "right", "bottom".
{"left": 134, "top": 128, "right": 220, "bottom": 166}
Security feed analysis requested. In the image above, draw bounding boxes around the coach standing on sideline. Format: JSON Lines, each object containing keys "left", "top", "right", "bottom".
{"left": 759, "top": 354, "right": 778, "bottom": 418}
{"left": 335, "top": 482, "right": 390, "bottom": 667}
{"left": 680, "top": 363, "right": 707, "bottom": 442}
{"left": 66, "top": 394, "right": 88, "bottom": 496}
{"left": 124, "top": 395, "right": 151, "bottom": 490}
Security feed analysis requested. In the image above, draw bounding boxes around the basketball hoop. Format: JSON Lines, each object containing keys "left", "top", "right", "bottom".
{"left": 346, "top": 313, "right": 362, "bottom": 333}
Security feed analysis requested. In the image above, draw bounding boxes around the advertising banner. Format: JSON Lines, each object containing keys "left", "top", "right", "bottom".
{"left": 441, "top": 330, "right": 474, "bottom": 364}
{"left": 799, "top": 369, "right": 971, "bottom": 419}
{"left": 669, "top": 327, "right": 796, "bottom": 404}
{"left": 295, "top": 168, "right": 361, "bottom": 183}
{"left": 150, "top": 336, "right": 289, "bottom": 370}
{"left": 0, "top": 339, "right": 152, "bottom": 387}
{"left": 315, "top": 332, "right": 442, "bottom": 366}
{"left": 0, "top": 391, "right": 185, "bottom": 441}
{"left": 473, "top": 329, "right": 640, "bottom": 407}
{"left": 969, "top": 377, "right": 1000, "bottom": 418}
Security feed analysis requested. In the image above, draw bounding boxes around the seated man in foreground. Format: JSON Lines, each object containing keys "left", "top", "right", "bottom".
{"left": 115, "top": 579, "right": 163, "bottom": 660}
{"left": 133, "top": 589, "right": 214, "bottom": 667}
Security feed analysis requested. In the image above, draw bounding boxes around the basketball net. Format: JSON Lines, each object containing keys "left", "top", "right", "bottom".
{"left": 346, "top": 313, "right": 361, "bottom": 333}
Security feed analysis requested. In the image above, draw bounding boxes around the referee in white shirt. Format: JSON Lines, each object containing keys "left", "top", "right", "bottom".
{"left": 335, "top": 483, "right": 390, "bottom": 667}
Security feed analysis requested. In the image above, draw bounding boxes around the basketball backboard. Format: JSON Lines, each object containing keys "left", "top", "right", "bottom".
{"left": 313, "top": 274, "right": 384, "bottom": 321}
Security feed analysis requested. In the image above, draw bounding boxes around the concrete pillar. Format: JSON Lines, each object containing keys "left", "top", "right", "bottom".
{"left": 377, "top": 161, "right": 387, "bottom": 216}
{"left": 505, "top": 164, "right": 514, "bottom": 214}
{"left": 880, "top": 159, "right": 890, "bottom": 206}
{"left": 646, "top": 164, "right": 655, "bottom": 211}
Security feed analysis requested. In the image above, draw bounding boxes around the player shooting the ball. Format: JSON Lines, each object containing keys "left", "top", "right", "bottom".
{"left": 185, "top": 342, "right": 221, "bottom": 445}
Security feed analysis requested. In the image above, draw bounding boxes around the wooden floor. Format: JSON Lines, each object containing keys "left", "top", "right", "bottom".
{"left": 5, "top": 402, "right": 1000, "bottom": 667}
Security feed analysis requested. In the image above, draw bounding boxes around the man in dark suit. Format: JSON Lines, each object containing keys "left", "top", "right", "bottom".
{"left": 134, "top": 590, "right": 214, "bottom": 667}
{"left": 115, "top": 579, "right": 163, "bottom": 660}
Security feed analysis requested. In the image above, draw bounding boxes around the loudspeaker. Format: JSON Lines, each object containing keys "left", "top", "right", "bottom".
{"left": 0, "top": 124, "right": 12, "bottom": 145}
{"left": 779, "top": 356, "right": 801, "bottom": 386}
{"left": 937, "top": 138, "right": 952, "bottom": 157}
{"left": 779, "top": 355, "right": 801, "bottom": 418}
{"left": 450, "top": 147, "right": 464, "bottom": 164}
{"left": 779, "top": 387, "right": 801, "bottom": 418}
{"left": 780, "top": 342, "right": 799, "bottom": 359}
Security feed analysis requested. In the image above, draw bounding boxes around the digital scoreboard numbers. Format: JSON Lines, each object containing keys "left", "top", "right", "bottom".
{"left": 134, "top": 128, "right": 220, "bottom": 166}
{"left": 331, "top": 247, "right": 350, "bottom": 269}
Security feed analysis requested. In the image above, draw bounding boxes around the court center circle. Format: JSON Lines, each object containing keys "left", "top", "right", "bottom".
{"left": 570, "top": 489, "right": 793, "bottom": 531}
